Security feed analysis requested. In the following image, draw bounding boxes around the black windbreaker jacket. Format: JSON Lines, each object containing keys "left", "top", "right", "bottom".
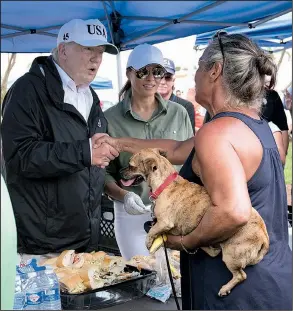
{"left": 1, "top": 56, "right": 107, "bottom": 254}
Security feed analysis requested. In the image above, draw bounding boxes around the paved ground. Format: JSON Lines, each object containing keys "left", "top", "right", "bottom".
{"left": 105, "top": 297, "right": 181, "bottom": 310}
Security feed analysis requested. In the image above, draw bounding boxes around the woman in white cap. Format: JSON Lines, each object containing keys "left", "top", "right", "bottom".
{"left": 104, "top": 44, "right": 194, "bottom": 260}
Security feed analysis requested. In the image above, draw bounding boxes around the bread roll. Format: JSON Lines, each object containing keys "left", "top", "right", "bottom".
{"left": 41, "top": 257, "right": 58, "bottom": 267}
{"left": 83, "top": 253, "right": 93, "bottom": 261}
{"left": 72, "top": 253, "right": 85, "bottom": 268}
{"left": 59, "top": 274, "right": 86, "bottom": 294}
{"left": 79, "top": 268, "right": 105, "bottom": 290}
{"left": 92, "top": 251, "right": 107, "bottom": 261}
{"left": 56, "top": 250, "right": 75, "bottom": 268}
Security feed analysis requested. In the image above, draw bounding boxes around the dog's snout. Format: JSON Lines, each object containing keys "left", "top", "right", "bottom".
{"left": 119, "top": 166, "right": 130, "bottom": 179}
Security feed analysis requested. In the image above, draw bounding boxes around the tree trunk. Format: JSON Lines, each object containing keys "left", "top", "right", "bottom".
{"left": 1, "top": 53, "right": 17, "bottom": 104}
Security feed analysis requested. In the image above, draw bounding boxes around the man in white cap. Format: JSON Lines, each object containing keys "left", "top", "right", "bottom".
{"left": 1, "top": 19, "right": 120, "bottom": 262}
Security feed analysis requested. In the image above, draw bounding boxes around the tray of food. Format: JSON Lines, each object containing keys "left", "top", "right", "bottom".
{"left": 41, "top": 250, "right": 157, "bottom": 309}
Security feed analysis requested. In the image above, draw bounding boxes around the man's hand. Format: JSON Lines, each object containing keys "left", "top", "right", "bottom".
{"left": 123, "top": 192, "right": 151, "bottom": 215}
{"left": 92, "top": 134, "right": 121, "bottom": 152}
{"left": 91, "top": 134, "right": 119, "bottom": 168}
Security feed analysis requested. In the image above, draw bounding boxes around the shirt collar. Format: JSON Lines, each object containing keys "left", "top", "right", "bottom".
{"left": 121, "top": 89, "right": 168, "bottom": 117}
{"left": 53, "top": 61, "right": 89, "bottom": 93}
{"left": 169, "top": 93, "right": 176, "bottom": 102}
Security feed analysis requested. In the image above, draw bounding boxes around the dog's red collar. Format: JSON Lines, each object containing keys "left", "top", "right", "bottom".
{"left": 149, "top": 172, "right": 178, "bottom": 201}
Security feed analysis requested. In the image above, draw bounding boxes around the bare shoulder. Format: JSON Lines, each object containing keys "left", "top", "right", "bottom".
{"left": 195, "top": 117, "right": 232, "bottom": 146}
{"left": 195, "top": 116, "right": 252, "bottom": 148}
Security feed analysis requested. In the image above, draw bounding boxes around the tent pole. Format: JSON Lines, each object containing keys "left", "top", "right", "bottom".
{"left": 249, "top": 8, "right": 292, "bottom": 28}
{"left": 102, "top": 1, "right": 115, "bottom": 44}
{"left": 121, "top": 0, "right": 226, "bottom": 48}
{"left": 116, "top": 52, "right": 123, "bottom": 99}
{"left": 277, "top": 48, "right": 286, "bottom": 69}
{"left": 1, "top": 24, "right": 58, "bottom": 38}
{"left": 121, "top": 16, "right": 247, "bottom": 27}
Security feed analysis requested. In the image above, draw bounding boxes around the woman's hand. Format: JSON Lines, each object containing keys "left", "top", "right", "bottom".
{"left": 165, "top": 235, "right": 183, "bottom": 251}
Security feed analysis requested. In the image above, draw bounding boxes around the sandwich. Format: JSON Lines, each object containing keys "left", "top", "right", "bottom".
{"left": 41, "top": 257, "right": 58, "bottom": 267}
{"left": 83, "top": 253, "right": 93, "bottom": 261}
{"left": 71, "top": 253, "right": 85, "bottom": 269}
{"left": 101, "top": 256, "right": 126, "bottom": 275}
{"left": 78, "top": 267, "right": 105, "bottom": 290}
{"left": 59, "top": 274, "right": 86, "bottom": 294}
{"left": 91, "top": 251, "right": 107, "bottom": 262}
{"left": 54, "top": 267, "right": 78, "bottom": 280}
{"left": 127, "top": 255, "right": 156, "bottom": 271}
{"left": 56, "top": 250, "right": 75, "bottom": 268}
{"left": 116, "top": 271, "right": 140, "bottom": 281}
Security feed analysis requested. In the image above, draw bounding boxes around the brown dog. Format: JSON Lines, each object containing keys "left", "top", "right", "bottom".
{"left": 120, "top": 148, "right": 269, "bottom": 296}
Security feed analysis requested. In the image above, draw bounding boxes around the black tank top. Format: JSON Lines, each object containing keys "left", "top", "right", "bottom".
{"left": 179, "top": 112, "right": 292, "bottom": 310}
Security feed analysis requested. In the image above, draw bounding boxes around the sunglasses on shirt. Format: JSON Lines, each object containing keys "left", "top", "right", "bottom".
{"left": 130, "top": 66, "right": 166, "bottom": 80}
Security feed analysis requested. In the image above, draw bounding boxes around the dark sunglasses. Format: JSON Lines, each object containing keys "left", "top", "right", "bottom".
{"left": 213, "top": 30, "right": 228, "bottom": 72}
{"left": 130, "top": 66, "right": 166, "bottom": 80}
{"left": 163, "top": 73, "right": 174, "bottom": 81}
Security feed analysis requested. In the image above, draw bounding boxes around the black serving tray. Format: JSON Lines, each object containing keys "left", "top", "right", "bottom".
{"left": 61, "top": 265, "right": 157, "bottom": 310}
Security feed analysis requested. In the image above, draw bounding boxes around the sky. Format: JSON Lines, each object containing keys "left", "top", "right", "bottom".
{"left": 1, "top": 35, "right": 292, "bottom": 103}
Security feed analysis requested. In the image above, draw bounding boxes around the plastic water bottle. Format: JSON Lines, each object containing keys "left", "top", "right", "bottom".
{"left": 13, "top": 274, "right": 26, "bottom": 310}
{"left": 42, "top": 270, "right": 61, "bottom": 310}
{"left": 23, "top": 272, "right": 45, "bottom": 310}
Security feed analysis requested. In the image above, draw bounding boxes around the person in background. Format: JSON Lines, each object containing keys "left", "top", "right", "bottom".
{"left": 1, "top": 18, "right": 119, "bottom": 264}
{"left": 186, "top": 87, "right": 205, "bottom": 130}
{"left": 176, "top": 89, "right": 182, "bottom": 97}
{"left": 283, "top": 85, "right": 292, "bottom": 113}
{"left": 262, "top": 85, "right": 289, "bottom": 155}
{"left": 158, "top": 58, "right": 195, "bottom": 133}
{"left": 283, "top": 86, "right": 292, "bottom": 135}
{"left": 104, "top": 44, "right": 194, "bottom": 260}
{"left": 268, "top": 122, "right": 286, "bottom": 165}
{"left": 1, "top": 175, "right": 17, "bottom": 310}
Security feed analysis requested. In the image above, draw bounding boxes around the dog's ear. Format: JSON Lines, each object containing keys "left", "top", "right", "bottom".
{"left": 144, "top": 158, "right": 158, "bottom": 172}
{"left": 159, "top": 150, "right": 167, "bottom": 158}
{"left": 152, "top": 148, "right": 167, "bottom": 158}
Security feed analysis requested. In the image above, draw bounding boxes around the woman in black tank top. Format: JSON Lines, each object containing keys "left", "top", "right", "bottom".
{"left": 98, "top": 34, "right": 292, "bottom": 310}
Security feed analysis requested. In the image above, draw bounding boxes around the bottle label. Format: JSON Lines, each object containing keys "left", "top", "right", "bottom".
{"left": 26, "top": 291, "right": 44, "bottom": 305}
{"left": 44, "top": 288, "right": 60, "bottom": 302}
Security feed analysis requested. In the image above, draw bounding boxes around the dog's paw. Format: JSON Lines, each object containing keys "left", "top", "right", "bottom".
{"left": 145, "top": 236, "right": 154, "bottom": 250}
{"left": 218, "top": 285, "right": 231, "bottom": 297}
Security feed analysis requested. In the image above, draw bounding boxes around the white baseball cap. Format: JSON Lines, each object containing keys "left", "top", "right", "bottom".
{"left": 126, "top": 44, "right": 165, "bottom": 70}
{"left": 57, "top": 19, "right": 118, "bottom": 55}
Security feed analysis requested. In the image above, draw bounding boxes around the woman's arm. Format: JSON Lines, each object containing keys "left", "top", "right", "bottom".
{"left": 274, "top": 131, "right": 286, "bottom": 166}
{"left": 93, "top": 135, "right": 195, "bottom": 165}
{"left": 268, "top": 122, "right": 286, "bottom": 166}
{"left": 281, "top": 131, "right": 289, "bottom": 156}
{"left": 104, "top": 182, "right": 127, "bottom": 202}
{"left": 172, "top": 124, "right": 252, "bottom": 250}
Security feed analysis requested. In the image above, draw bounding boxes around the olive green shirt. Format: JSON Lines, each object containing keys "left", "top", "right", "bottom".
{"left": 104, "top": 90, "right": 194, "bottom": 205}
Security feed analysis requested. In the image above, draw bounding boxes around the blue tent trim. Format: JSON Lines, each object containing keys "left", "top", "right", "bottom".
{"left": 195, "top": 12, "right": 292, "bottom": 50}
{"left": 1, "top": 1, "right": 291, "bottom": 53}
{"left": 90, "top": 77, "right": 113, "bottom": 90}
